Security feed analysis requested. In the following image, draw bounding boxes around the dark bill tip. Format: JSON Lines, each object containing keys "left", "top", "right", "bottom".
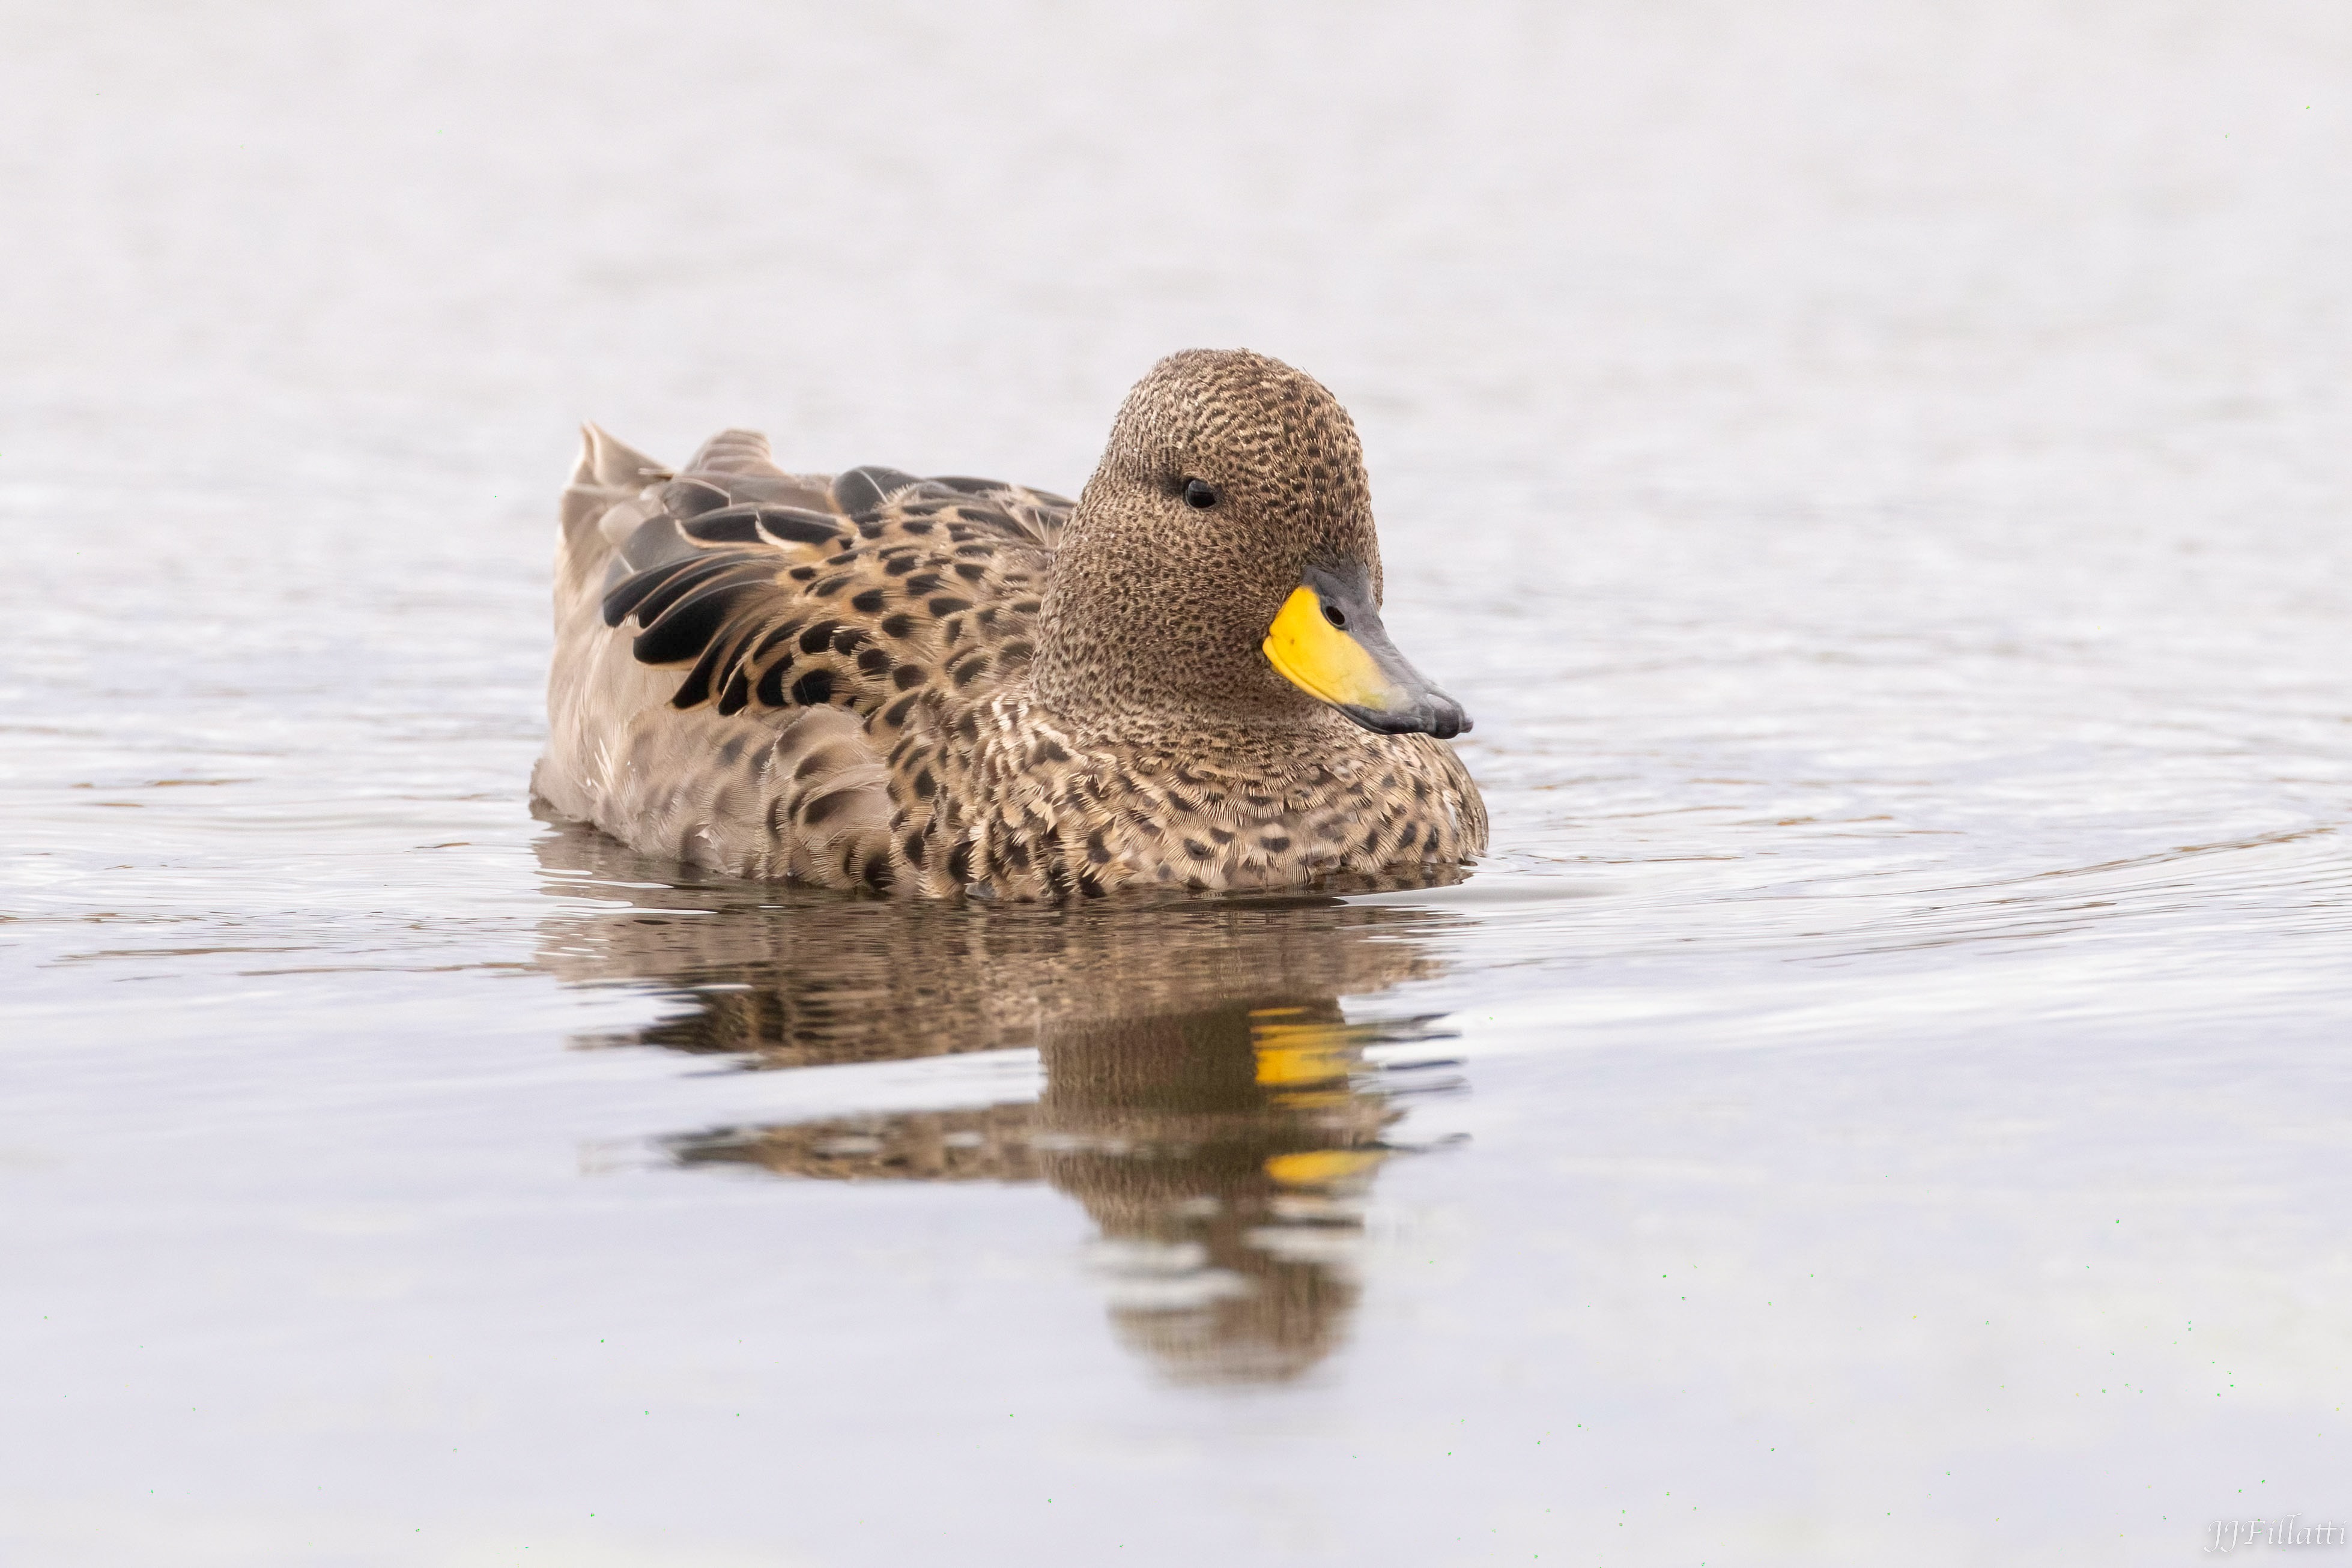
{"left": 1335, "top": 692, "right": 1472, "bottom": 740}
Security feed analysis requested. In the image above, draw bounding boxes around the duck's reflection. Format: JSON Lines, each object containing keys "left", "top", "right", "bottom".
{"left": 532, "top": 818, "right": 1467, "bottom": 1384}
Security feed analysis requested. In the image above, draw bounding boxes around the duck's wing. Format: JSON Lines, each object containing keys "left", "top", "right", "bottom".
{"left": 586, "top": 437, "right": 1070, "bottom": 740}
{"left": 537, "top": 425, "right": 1073, "bottom": 886}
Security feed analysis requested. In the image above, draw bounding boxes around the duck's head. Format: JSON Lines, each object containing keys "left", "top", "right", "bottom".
{"left": 1035, "top": 350, "right": 1470, "bottom": 740}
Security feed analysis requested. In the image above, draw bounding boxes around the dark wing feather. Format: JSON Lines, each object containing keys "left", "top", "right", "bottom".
{"left": 599, "top": 454, "right": 1072, "bottom": 734}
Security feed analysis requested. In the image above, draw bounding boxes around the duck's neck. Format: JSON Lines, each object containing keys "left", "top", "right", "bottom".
{"left": 1031, "top": 582, "right": 1324, "bottom": 742}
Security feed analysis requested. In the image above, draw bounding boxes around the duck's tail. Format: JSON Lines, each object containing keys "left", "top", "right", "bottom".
{"left": 558, "top": 423, "right": 672, "bottom": 566}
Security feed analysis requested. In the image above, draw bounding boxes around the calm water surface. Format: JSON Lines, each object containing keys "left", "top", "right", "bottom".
{"left": 4, "top": 4, "right": 2349, "bottom": 1564}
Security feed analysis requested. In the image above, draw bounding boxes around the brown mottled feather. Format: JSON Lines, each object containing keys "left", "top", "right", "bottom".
{"left": 532, "top": 355, "right": 1488, "bottom": 898}
{"left": 591, "top": 465, "right": 1064, "bottom": 736}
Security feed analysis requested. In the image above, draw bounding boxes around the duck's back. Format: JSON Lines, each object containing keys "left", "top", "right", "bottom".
{"left": 535, "top": 424, "right": 1072, "bottom": 882}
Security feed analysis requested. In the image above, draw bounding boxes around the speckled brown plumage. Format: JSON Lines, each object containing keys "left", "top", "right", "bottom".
{"left": 532, "top": 349, "right": 1488, "bottom": 898}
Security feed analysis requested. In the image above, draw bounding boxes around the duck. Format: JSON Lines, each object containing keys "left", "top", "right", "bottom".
{"left": 532, "top": 348, "right": 1487, "bottom": 899}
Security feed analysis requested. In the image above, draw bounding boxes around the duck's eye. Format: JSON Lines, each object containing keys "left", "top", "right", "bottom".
{"left": 1182, "top": 479, "right": 1217, "bottom": 510}
{"left": 1322, "top": 601, "right": 1347, "bottom": 629}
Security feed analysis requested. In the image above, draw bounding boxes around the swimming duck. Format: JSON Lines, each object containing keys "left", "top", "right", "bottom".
{"left": 533, "top": 348, "right": 1487, "bottom": 898}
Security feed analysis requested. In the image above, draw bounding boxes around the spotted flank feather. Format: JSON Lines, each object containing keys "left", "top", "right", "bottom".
{"left": 533, "top": 352, "right": 1488, "bottom": 898}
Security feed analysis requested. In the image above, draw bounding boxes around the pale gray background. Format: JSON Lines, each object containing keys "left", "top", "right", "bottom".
{"left": 3, "top": 2, "right": 2348, "bottom": 1564}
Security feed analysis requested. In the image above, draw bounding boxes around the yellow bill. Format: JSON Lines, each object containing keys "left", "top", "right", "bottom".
{"left": 1260, "top": 564, "right": 1470, "bottom": 739}
{"left": 1263, "top": 586, "right": 1392, "bottom": 710}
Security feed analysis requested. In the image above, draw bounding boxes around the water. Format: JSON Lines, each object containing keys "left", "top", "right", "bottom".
{"left": 4, "top": 2, "right": 2348, "bottom": 1562}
